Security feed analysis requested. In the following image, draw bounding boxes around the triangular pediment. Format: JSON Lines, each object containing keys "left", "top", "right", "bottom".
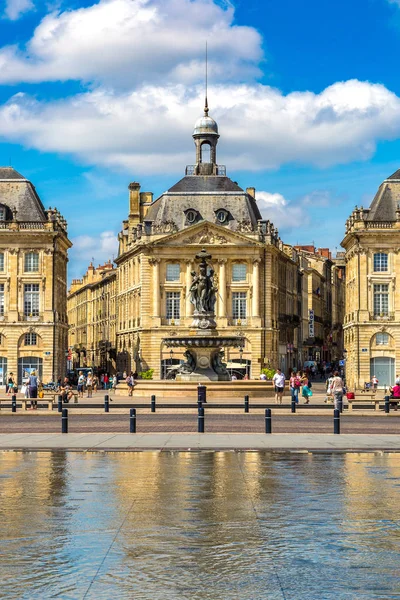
{"left": 151, "top": 222, "right": 261, "bottom": 247}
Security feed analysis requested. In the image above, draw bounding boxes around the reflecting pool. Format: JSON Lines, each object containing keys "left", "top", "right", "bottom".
{"left": 0, "top": 451, "right": 400, "bottom": 599}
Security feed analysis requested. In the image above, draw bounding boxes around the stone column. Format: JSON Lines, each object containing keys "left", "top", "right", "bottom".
{"left": 252, "top": 259, "right": 261, "bottom": 317}
{"left": 185, "top": 260, "right": 193, "bottom": 317}
{"left": 150, "top": 259, "right": 160, "bottom": 317}
{"left": 218, "top": 259, "right": 227, "bottom": 318}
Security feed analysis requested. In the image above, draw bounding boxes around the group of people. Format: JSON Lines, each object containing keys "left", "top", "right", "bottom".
{"left": 6, "top": 371, "right": 41, "bottom": 409}
{"left": 76, "top": 371, "right": 117, "bottom": 398}
{"left": 271, "top": 369, "right": 314, "bottom": 404}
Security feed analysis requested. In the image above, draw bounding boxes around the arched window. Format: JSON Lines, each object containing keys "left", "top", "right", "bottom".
{"left": 200, "top": 143, "right": 211, "bottom": 163}
{"left": 375, "top": 332, "right": 389, "bottom": 345}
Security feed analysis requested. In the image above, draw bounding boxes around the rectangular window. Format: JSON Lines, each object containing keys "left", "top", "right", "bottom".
{"left": 0, "top": 207, "right": 6, "bottom": 221}
{"left": 373, "top": 284, "right": 389, "bottom": 316}
{"left": 166, "top": 263, "right": 180, "bottom": 281}
{"left": 0, "top": 253, "right": 4, "bottom": 272}
{"left": 24, "top": 333, "right": 37, "bottom": 346}
{"left": 24, "top": 284, "right": 40, "bottom": 317}
{"left": 232, "top": 292, "right": 247, "bottom": 319}
{"left": 0, "top": 283, "right": 4, "bottom": 316}
{"left": 232, "top": 263, "right": 247, "bottom": 282}
{"left": 25, "top": 252, "right": 39, "bottom": 272}
{"left": 373, "top": 253, "right": 388, "bottom": 272}
{"left": 166, "top": 292, "right": 180, "bottom": 320}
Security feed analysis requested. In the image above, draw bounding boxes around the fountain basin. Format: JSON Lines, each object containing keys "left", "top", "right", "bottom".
{"left": 163, "top": 336, "right": 244, "bottom": 381}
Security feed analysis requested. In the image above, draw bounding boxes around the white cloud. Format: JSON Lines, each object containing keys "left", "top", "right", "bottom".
{"left": 70, "top": 230, "right": 118, "bottom": 275}
{"left": 256, "top": 191, "right": 309, "bottom": 233}
{"left": 1, "top": 79, "right": 400, "bottom": 173}
{"left": 0, "top": 0, "right": 262, "bottom": 87}
{"left": 4, "top": 0, "right": 34, "bottom": 20}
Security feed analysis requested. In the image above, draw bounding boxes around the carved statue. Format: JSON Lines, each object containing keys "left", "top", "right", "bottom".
{"left": 212, "top": 350, "right": 228, "bottom": 375}
{"left": 189, "top": 249, "right": 218, "bottom": 315}
{"left": 177, "top": 349, "right": 196, "bottom": 374}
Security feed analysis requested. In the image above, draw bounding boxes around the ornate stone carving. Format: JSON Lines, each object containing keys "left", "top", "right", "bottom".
{"left": 236, "top": 219, "right": 254, "bottom": 233}
{"left": 184, "top": 227, "right": 228, "bottom": 245}
{"left": 153, "top": 221, "right": 178, "bottom": 234}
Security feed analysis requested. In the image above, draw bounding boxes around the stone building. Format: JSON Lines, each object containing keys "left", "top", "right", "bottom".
{"left": 67, "top": 261, "right": 117, "bottom": 374}
{"left": 115, "top": 103, "right": 301, "bottom": 378}
{"left": 296, "top": 246, "right": 345, "bottom": 366}
{"left": 342, "top": 169, "right": 400, "bottom": 389}
{"left": 0, "top": 167, "right": 71, "bottom": 384}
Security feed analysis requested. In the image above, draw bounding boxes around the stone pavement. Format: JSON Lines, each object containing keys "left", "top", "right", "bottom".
{"left": 0, "top": 432, "right": 400, "bottom": 451}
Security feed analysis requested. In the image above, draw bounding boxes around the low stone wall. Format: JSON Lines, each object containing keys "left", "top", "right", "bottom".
{"left": 116, "top": 380, "right": 278, "bottom": 399}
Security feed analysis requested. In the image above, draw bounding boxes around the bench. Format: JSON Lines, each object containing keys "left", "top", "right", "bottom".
{"left": 0, "top": 396, "right": 15, "bottom": 409}
{"left": 21, "top": 397, "right": 54, "bottom": 411}
{"left": 45, "top": 391, "right": 79, "bottom": 404}
{"left": 347, "top": 393, "right": 380, "bottom": 411}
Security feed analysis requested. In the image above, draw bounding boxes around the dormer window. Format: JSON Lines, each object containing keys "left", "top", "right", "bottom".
{"left": 185, "top": 209, "right": 199, "bottom": 225}
{"left": 215, "top": 209, "right": 229, "bottom": 224}
{"left": 0, "top": 204, "right": 11, "bottom": 221}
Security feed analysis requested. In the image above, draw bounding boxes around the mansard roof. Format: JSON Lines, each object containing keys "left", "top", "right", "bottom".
{"left": 168, "top": 176, "right": 243, "bottom": 193}
{"left": 146, "top": 174, "right": 262, "bottom": 233}
{"left": 0, "top": 166, "right": 47, "bottom": 222}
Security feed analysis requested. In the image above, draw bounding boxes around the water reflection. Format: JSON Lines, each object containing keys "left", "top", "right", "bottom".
{"left": 0, "top": 451, "right": 400, "bottom": 599}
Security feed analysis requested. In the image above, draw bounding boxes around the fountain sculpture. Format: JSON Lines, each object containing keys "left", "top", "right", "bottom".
{"left": 163, "top": 249, "right": 244, "bottom": 381}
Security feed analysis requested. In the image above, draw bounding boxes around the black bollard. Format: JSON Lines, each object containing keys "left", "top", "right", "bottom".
{"left": 244, "top": 395, "right": 249, "bottom": 413}
{"left": 62, "top": 408, "right": 68, "bottom": 434}
{"left": 58, "top": 394, "right": 63, "bottom": 413}
{"left": 198, "top": 384, "right": 207, "bottom": 404}
{"left": 130, "top": 408, "right": 136, "bottom": 433}
{"left": 11, "top": 394, "right": 16, "bottom": 413}
{"left": 385, "top": 395, "right": 390, "bottom": 414}
{"left": 198, "top": 406, "right": 205, "bottom": 433}
{"left": 291, "top": 398, "right": 296, "bottom": 413}
{"left": 334, "top": 408, "right": 340, "bottom": 434}
{"left": 265, "top": 408, "right": 272, "bottom": 434}
{"left": 104, "top": 394, "right": 109, "bottom": 413}
{"left": 151, "top": 395, "right": 156, "bottom": 413}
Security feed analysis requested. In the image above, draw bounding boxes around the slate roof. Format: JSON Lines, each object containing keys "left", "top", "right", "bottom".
{"left": 168, "top": 176, "right": 244, "bottom": 193}
{"left": 0, "top": 167, "right": 26, "bottom": 180}
{"left": 385, "top": 169, "right": 400, "bottom": 180}
{"left": 0, "top": 167, "right": 47, "bottom": 222}
{"left": 146, "top": 174, "right": 262, "bottom": 232}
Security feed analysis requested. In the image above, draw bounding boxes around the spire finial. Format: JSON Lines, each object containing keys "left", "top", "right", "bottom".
{"left": 204, "top": 41, "right": 209, "bottom": 116}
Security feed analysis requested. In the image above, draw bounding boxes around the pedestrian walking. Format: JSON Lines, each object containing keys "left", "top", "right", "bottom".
{"left": 331, "top": 371, "right": 344, "bottom": 411}
{"left": 126, "top": 372, "right": 135, "bottom": 396}
{"left": 289, "top": 370, "right": 301, "bottom": 404}
{"left": 371, "top": 375, "right": 379, "bottom": 390}
{"left": 77, "top": 371, "right": 85, "bottom": 399}
{"left": 6, "top": 372, "right": 16, "bottom": 395}
{"left": 92, "top": 374, "right": 98, "bottom": 392}
{"left": 112, "top": 375, "right": 117, "bottom": 391}
{"left": 86, "top": 372, "right": 93, "bottom": 398}
{"left": 272, "top": 368, "right": 285, "bottom": 404}
{"left": 28, "top": 370, "right": 39, "bottom": 410}
{"left": 104, "top": 373, "right": 109, "bottom": 390}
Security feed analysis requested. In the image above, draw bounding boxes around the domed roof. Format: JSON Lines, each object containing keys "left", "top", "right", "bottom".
{"left": 193, "top": 114, "right": 219, "bottom": 136}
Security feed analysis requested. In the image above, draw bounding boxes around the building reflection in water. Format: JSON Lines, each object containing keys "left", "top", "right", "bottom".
{"left": 0, "top": 451, "right": 400, "bottom": 599}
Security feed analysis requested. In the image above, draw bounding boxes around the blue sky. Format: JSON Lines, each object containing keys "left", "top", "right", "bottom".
{"left": 2, "top": 0, "right": 400, "bottom": 279}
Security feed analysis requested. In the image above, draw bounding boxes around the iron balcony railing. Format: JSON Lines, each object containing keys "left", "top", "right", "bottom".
{"left": 369, "top": 312, "right": 395, "bottom": 321}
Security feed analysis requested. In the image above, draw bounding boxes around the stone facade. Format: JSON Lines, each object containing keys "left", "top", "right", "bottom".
{"left": 67, "top": 261, "right": 117, "bottom": 374}
{"left": 114, "top": 107, "right": 302, "bottom": 378}
{"left": 342, "top": 169, "right": 400, "bottom": 389}
{"left": 67, "top": 108, "right": 345, "bottom": 379}
{"left": 0, "top": 167, "right": 71, "bottom": 384}
{"left": 296, "top": 246, "right": 345, "bottom": 366}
